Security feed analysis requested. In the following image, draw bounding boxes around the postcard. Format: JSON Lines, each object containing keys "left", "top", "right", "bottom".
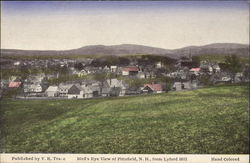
{"left": 0, "top": 1, "right": 249, "bottom": 163}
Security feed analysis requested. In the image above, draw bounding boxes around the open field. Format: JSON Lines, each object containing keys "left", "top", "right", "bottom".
{"left": 0, "top": 85, "right": 249, "bottom": 153}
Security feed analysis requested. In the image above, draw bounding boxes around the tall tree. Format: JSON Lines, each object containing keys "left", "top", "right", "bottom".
{"left": 224, "top": 55, "right": 242, "bottom": 82}
{"left": 191, "top": 56, "right": 200, "bottom": 67}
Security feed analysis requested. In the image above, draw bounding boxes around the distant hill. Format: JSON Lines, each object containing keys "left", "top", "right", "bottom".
{"left": 172, "top": 43, "right": 249, "bottom": 57}
{"left": 68, "top": 44, "right": 173, "bottom": 56}
{"left": 1, "top": 43, "right": 249, "bottom": 59}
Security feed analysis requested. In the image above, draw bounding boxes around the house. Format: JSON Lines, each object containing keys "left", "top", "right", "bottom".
{"left": 103, "top": 66, "right": 110, "bottom": 73}
{"left": 212, "top": 64, "right": 221, "bottom": 73}
{"left": 156, "top": 62, "right": 163, "bottom": 68}
{"left": 173, "top": 82, "right": 184, "bottom": 91}
{"left": 137, "top": 72, "right": 155, "bottom": 79}
{"left": 81, "top": 85, "right": 94, "bottom": 98}
{"left": 182, "top": 81, "right": 192, "bottom": 89}
{"left": 110, "top": 65, "right": 118, "bottom": 73}
{"left": 1, "top": 79, "right": 9, "bottom": 89}
{"left": 99, "top": 81, "right": 111, "bottom": 97}
{"left": 58, "top": 84, "right": 73, "bottom": 97}
{"left": 23, "top": 84, "right": 43, "bottom": 93}
{"left": 110, "top": 87, "right": 122, "bottom": 96}
{"left": 9, "top": 76, "right": 17, "bottom": 82}
{"left": 8, "top": 82, "right": 22, "bottom": 88}
{"left": 101, "top": 86, "right": 111, "bottom": 97}
{"left": 77, "top": 69, "right": 88, "bottom": 77}
{"left": 173, "top": 81, "right": 197, "bottom": 91}
{"left": 200, "top": 62, "right": 213, "bottom": 74}
{"left": 137, "top": 72, "right": 146, "bottom": 79}
{"left": 190, "top": 68, "right": 201, "bottom": 76}
{"left": 235, "top": 72, "right": 243, "bottom": 83}
{"left": 67, "top": 83, "right": 105, "bottom": 99}
{"left": 122, "top": 66, "right": 139, "bottom": 76}
{"left": 23, "top": 83, "right": 44, "bottom": 96}
{"left": 142, "top": 84, "right": 163, "bottom": 94}
{"left": 106, "top": 79, "right": 128, "bottom": 96}
{"left": 222, "top": 77, "right": 231, "bottom": 81}
{"left": 126, "top": 86, "right": 140, "bottom": 95}
{"left": 67, "top": 84, "right": 84, "bottom": 99}
{"left": 13, "top": 61, "right": 21, "bottom": 66}
{"left": 45, "top": 86, "right": 59, "bottom": 97}
{"left": 214, "top": 76, "right": 232, "bottom": 84}
{"left": 88, "top": 85, "right": 101, "bottom": 97}
{"left": 85, "top": 67, "right": 100, "bottom": 74}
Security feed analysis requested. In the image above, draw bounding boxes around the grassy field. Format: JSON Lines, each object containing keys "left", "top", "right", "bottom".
{"left": 0, "top": 85, "right": 249, "bottom": 154}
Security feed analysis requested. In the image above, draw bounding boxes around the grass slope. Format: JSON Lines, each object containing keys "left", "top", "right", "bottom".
{"left": 0, "top": 85, "right": 249, "bottom": 154}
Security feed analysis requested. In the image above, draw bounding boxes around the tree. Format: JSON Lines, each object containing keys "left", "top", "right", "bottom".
{"left": 191, "top": 56, "right": 200, "bottom": 67}
{"left": 224, "top": 55, "right": 242, "bottom": 82}
{"left": 74, "top": 62, "right": 84, "bottom": 70}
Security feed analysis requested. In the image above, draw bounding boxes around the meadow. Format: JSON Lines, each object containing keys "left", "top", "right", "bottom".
{"left": 0, "top": 85, "right": 249, "bottom": 153}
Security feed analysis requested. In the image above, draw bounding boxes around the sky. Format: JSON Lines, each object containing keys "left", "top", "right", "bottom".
{"left": 1, "top": 1, "right": 249, "bottom": 50}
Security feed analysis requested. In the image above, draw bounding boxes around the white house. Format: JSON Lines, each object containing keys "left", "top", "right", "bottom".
{"left": 77, "top": 69, "right": 88, "bottom": 77}
{"left": 137, "top": 72, "right": 146, "bottom": 79}
{"left": 156, "top": 62, "right": 163, "bottom": 68}
{"left": 122, "top": 67, "right": 139, "bottom": 76}
{"left": 13, "top": 61, "right": 21, "bottom": 66}
{"left": 58, "top": 84, "right": 73, "bottom": 97}
{"left": 213, "top": 65, "right": 221, "bottom": 73}
{"left": 107, "top": 79, "right": 127, "bottom": 96}
{"left": 45, "top": 86, "right": 59, "bottom": 97}
{"left": 110, "top": 65, "right": 118, "bottom": 73}
{"left": 173, "top": 82, "right": 183, "bottom": 91}
{"left": 190, "top": 68, "right": 201, "bottom": 76}
{"left": 24, "top": 84, "right": 43, "bottom": 93}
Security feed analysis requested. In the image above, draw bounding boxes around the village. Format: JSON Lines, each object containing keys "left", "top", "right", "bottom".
{"left": 0, "top": 54, "right": 248, "bottom": 99}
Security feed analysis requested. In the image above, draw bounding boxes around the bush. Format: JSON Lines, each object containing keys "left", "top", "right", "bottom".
{"left": 199, "top": 75, "right": 213, "bottom": 86}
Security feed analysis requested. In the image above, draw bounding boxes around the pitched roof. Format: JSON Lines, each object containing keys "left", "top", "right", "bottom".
{"left": 190, "top": 68, "right": 201, "bottom": 72}
{"left": 122, "top": 66, "right": 139, "bottom": 72}
{"left": 46, "top": 86, "right": 58, "bottom": 92}
{"left": 107, "top": 79, "right": 128, "bottom": 88}
{"left": 8, "top": 82, "right": 22, "bottom": 88}
{"left": 88, "top": 85, "right": 100, "bottom": 92}
{"left": 58, "top": 84, "right": 73, "bottom": 90}
{"left": 143, "top": 84, "right": 163, "bottom": 91}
